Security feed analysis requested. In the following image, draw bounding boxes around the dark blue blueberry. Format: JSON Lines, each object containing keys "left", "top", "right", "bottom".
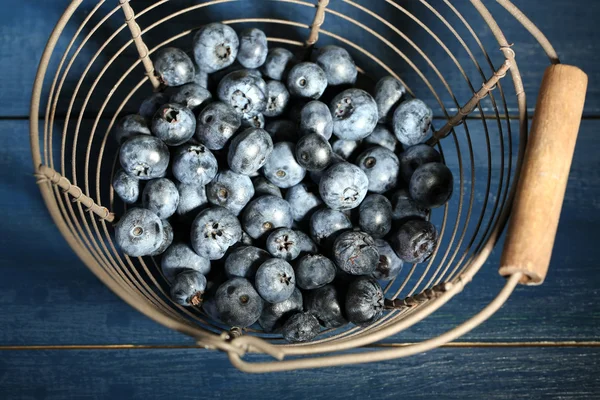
{"left": 149, "top": 218, "right": 173, "bottom": 256}
{"left": 409, "top": 162, "right": 453, "bottom": 208}
{"left": 331, "top": 139, "right": 360, "bottom": 161}
{"left": 295, "top": 229, "right": 318, "bottom": 255}
{"left": 151, "top": 103, "right": 196, "bottom": 146}
{"left": 241, "top": 113, "right": 265, "bottom": 129}
{"left": 356, "top": 146, "right": 400, "bottom": 193}
{"left": 259, "top": 287, "right": 303, "bottom": 333}
{"left": 264, "top": 119, "right": 298, "bottom": 143}
{"left": 255, "top": 258, "right": 296, "bottom": 303}
{"left": 261, "top": 47, "right": 295, "bottom": 81}
{"left": 170, "top": 83, "right": 212, "bottom": 113}
{"left": 305, "top": 284, "right": 347, "bottom": 328}
{"left": 263, "top": 141, "right": 306, "bottom": 188}
{"left": 372, "top": 239, "right": 403, "bottom": 281}
{"left": 363, "top": 124, "right": 398, "bottom": 152}
{"left": 112, "top": 169, "right": 139, "bottom": 204}
{"left": 319, "top": 162, "right": 368, "bottom": 210}
{"left": 389, "top": 188, "right": 429, "bottom": 221}
{"left": 193, "top": 23, "right": 239, "bottom": 73}
{"left": 345, "top": 276, "right": 384, "bottom": 326}
{"left": 224, "top": 246, "right": 270, "bottom": 279}
{"left": 265, "top": 228, "right": 300, "bottom": 261}
{"left": 190, "top": 206, "right": 242, "bottom": 260}
{"left": 161, "top": 243, "right": 211, "bottom": 283}
{"left": 390, "top": 219, "right": 437, "bottom": 263}
{"left": 237, "top": 28, "right": 268, "bottom": 69}
{"left": 153, "top": 47, "right": 195, "bottom": 87}
{"left": 172, "top": 143, "right": 218, "bottom": 185}
{"left": 400, "top": 144, "right": 442, "bottom": 183}
{"left": 264, "top": 80, "right": 290, "bottom": 117}
{"left": 282, "top": 312, "right": 320, "bottom": 343}
{"left": 215, "top": 277, "right": 263, "bottom": 327}
{"left": 115, "top": 207, "right": 163, "bottom": 257}
{"left": 314, "top": 45, "right": 357, "bottom": 86}
{"left": 295, "top": 133, "right": 332, "bottom": 171}
{"left": 299, "top": 100, "right": 333, "bottom": 139}
{"left": 374, "top": 76, "right": 406, "bottom": 123}
{"left": 176, "top": 182, "right": 208, "bottom": 219}
{"left": 170, "top": 270, "right": 207, "bottom": 306}
{"left": 359, "top": 194, "right": 392, "bottom": 239}
{"left": 252, "top": 176, "right": 282, "bottom": 198}
{"left": 333, "top": 231, "right": 379, "bottom": 275}
{"left": 195, "top": 101, "right": 241, "bottom": 150}
{"left": 142, "top": 178, "right": 179, "bottom": 219}
{"left": 392, "top": 98, "right": 433, "bottom": 146}
{"left": 114, "top": 114, "right": 150, "bottom": 144}
{"left": 330, "top": 88, "right": 378, "bottom": 140}
{"left": 242, "top": 195, "right": 293, "bottom": 239}
{"left": 227, "top": 127, "right": 273, "bottom": 175}
{"left": 207, "top": 170, "right": 254, "bottom": 215}
{"left": 285, "top": 183, "right": 323, "bottom": 222}
{"left": 295, "top": 254, "right": 336, "bottom": 290}
{"left": 217, "top": 69, "right": 267, "bottom": 118}
{"left": 287, "top": 62, "right": 327, "bottom": 99}
{"left": 309, "top": 207, "right": 352, "bottom": 246}
{"left": 139, "top": 92, "right": 170, "bottom": 120}
{"left": 120, "top": 135, "right": 170, "bottom": 180}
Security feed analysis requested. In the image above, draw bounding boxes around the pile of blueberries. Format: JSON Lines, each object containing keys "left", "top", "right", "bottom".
{"left": 112, "top": 23, "right": 453, "bottom": 343}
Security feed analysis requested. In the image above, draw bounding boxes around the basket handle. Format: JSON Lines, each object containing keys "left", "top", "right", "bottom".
{"left": 499, "top": 65, "right": 587, "bottom": 285}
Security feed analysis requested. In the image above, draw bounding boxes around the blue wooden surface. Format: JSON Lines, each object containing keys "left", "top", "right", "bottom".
{"left": 1, "top": 0, "right": 599, "bottom": 398}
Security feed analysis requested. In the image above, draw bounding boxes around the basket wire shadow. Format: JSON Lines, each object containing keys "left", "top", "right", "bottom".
{"left": 30, "top": 0, "right": 587, "bottom": 372}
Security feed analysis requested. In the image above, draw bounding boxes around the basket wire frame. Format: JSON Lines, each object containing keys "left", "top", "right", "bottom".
{"left": 29, "top": 0, "right": 562, "bottom": 370}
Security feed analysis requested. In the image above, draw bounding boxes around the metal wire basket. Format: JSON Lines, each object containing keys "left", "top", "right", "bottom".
{"left": 30, "top": 0, "right": 587, "bottom": 372}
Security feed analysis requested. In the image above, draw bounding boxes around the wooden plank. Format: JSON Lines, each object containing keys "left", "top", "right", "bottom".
{"left": 1, "top": 347, "right": 599, "bottom": 398}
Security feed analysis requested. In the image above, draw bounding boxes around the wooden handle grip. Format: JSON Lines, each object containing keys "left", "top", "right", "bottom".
{"left": 500, "top": 65, "right": 587, "bottom": 285}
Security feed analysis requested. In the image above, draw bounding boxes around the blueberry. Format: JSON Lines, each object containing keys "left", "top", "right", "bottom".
{"left": 153, "top": 47, "right": 195, "bottom": 87}
{"left": 295, "top": 229, "right": 319, "bottom": 255}
{"left": 392, "top": 99, "right": 433, "bottom": 146}
{"left": 162, "top": 243, "right": 211, "bottom": 283}
{"left": 389, "top": 188, "right": 429, "bottom": 221}
{"left": 390, "top": 219, "right": 437, "bottom": 263}
{"left": 217, "top": 69, "right": 267, "bottom": 118}
{"left": 114, "top": 114, "right": 150, "bottom": 144}
{"left": 264, "top": 119, "right": 298, "bottom": 143}
{"left": 149, "top": 218, "right": 173, "bottom": 256}
{"left": 287, "top": 99, "right": 310, "bottom": 125}
{"left": 215, "top": 277, "right": 263, "bottom": 327}
{"left": 263, "top": 141, "right": 306, "bottom": 188}
{"left": 282, "top": 312, "right": 320, "bottom": 343}
{"left": 285, "top": 183, "right": 323, "bottom": 221}
{"left": 400, "top": 144, "right": 442, "bottom": 182}
{"left": 319, "top": 162, "right": 368, "bottom": 210}
{"left": 265, "top": 228, "right": 300, "bottom": 261}
{"left": 363, "top": 124, "right": 398, "bottom": 152}
{"left": 242, "top": 195, "right": 293, "bottom": 239}
{"left": 112, "top": 169, "right": 139, "bottom": 204}
{"left": 305, "top": 284, "right": 347, "bottom": 328}
{"left": 115, "top": 207, "right": 163, "bottom": 257}
{"left": 176, "top": 182, "right": 208, "bottom": 219}
{"left": 264, "top": 80, "right": 290, "bottom": 117}
{"left": 345, "top": 276, "right": 384, "bottom": 326}
{"left": 333, "top": 231, "right": 379, "bottom": 275}
{"left": 170, "top": 270, "right": 207, "bottom": 306}
{"left": 287, "top": 62, "right": 327, "bottom": 99}
{"left": 224, "top": 245, "right": 270, "bottom": 279}
{"left": 227, "top": 127, "right": 273, "bottom": 175}
{"left": 331, "top": 139, "right": 360, "bottom": 161}
{"left": 356, "top": 146, "right": 400, "bottom": 193}
{"left": 259, "top": 287, "right": 303, "bottom": 332}
{"left": 191, "top": 206, "right": 242, "bottom": 260}
{"left": 193, "top": 67, "right": 209, "bottom": 88}
{"left": 252, "top": 176, "right": 282, "bottom": 198}
{"left": 374, "top": 76, "right": 406, "bottom": 123}
{"left": 330, "top": 88, "right": 378, "bottom": 140}
{"left": 314, "top": 45, "right": 357, "bottom": 86}
{"left": 409, "top": 162, "right": 453, "bottom": 208}
{"left": 193, "top": 23, "right": 239, "bottom": 73}
{"left": 120, "top": 135, "right": 170, "bottom": 180}
{"left": 299, "top": 100, "right": 333, "bottom": 139}
{"left": 255, "top": 258, "right": 296, "bottom": 303}
{"left": 151, "top": 103, "right": 196, "bottom": 146}
{"left": 172, "top": 143, "right": 218, "bottom": 185}
{"left": 139, "top": 92, "right": 170, "bottom": 120}
{"left": 195, "top": 101, "right": 241, "bottom": 150}
{"left": 359, "top": 194, "right": 392, "bottom": 239}
{"left": 372, "top": 239, "right": 403, "bottom": 281}
{"left": 141, "top": 178, "right": 179, "bottom": 219}
{"left": 309, "top": 207, "right": 352, "bottom": 246}
{"left": 261, "top": 47, "right": 295, "bottom": 81}
{"left": 241, "top": 113, "right": 265, "bottom": 129}
{"left": 295, "top": 133, "right": 332, "bottom": 171}
{"left": 241, "top": 231, "right": 254, "bottom": 246}
{"left": 170, "top": 83, "right": 212, "bottom": 113}
{"left": 206, "top": 170, "right": 254, "bottom": 215}
{"left": 295, "top": 254, "right": 336, "bottom": 290}
{"left": 237, "top": 28, "right": 268, "bottom": 69}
